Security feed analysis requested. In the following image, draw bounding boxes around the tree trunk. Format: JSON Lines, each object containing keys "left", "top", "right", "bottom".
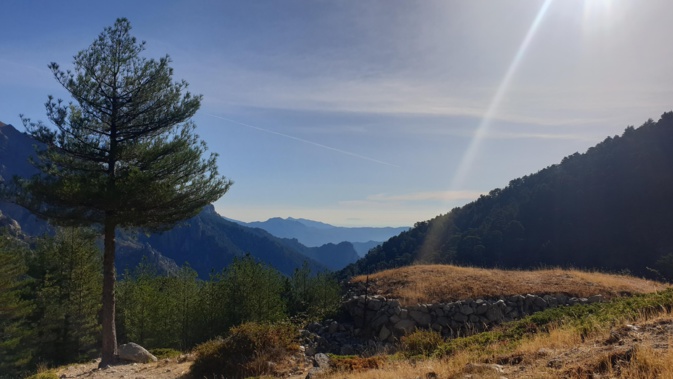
{"left": 99, "top": 219, "right": 117, "bottom": 367}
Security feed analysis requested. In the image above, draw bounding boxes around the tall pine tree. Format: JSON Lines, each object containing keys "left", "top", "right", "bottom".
{"left": 14, "top": 18, "right": 231, "bottom": 365}
{"left": 0, "top": 235, "right": 33, "bottom": 377}
{"left": 28, "top": 228, "right": 102, "bottom": 365}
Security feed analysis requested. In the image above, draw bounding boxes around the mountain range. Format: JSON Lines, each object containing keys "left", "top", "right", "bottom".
{"left": 236, "top": 217, "right": 408, "bottom": 255}
{"left": 0, "top": 122, "right": 401, "bottom": 277}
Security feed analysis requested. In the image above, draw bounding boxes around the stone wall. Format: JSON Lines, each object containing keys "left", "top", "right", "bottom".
{"left": 343, "top": 293, "right": 604, "bottom": 343}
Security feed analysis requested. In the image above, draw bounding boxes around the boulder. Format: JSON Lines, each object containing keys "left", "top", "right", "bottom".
{"left": 367, "top": 298, "right": 385, "bottom": 311}
{"left": 409, "top": 310, "right": 432, "bottom": 326}
{"left": 453, "top": 312, "right": 468, "bottom": 323}
{"left": 117, "top": 342, "right": 157, "bottom": 363}
{"left": 474, "top": 303, "right": 489, "bottom": 315}
{"left": 533, "top": 296, "right": 548, "bottom": 310}
{"left": 370, "top": 314, "right": 389, "bottom": 329}
{"left": 305, "top": 367, "right": 324, "bottom": 379}
{"left": 393, "top": 319, "right": 416, "bottom": 335}
{"left": 459, "top": 304, "right": 474, "bottom": 315}
{"left": 314, "top": 353, "right": 331, "bottom": 370}
{"left": 378, "top": 325, "right": 392, "bottom": 341}
{"left": 485, "top": 306, "right": 504, "bottom": 323}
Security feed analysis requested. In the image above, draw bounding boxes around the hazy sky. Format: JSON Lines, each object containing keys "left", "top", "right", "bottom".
{"left": 1, "top": 0, "right": 672, "bottom": 226}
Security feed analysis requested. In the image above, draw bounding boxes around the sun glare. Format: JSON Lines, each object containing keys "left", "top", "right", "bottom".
{"left": 581, "top": 0, "right": 621, "bottom": 35}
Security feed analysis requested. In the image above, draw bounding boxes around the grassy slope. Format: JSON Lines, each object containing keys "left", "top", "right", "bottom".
{"left": 351, "top": 264, "right": 669, "bottom": 306}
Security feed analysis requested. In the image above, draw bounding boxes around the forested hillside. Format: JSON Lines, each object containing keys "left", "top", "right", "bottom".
{"left": 135, "top": 205, "right": 327, "bottom": 277}
{"left": 343, "top": 112, "right": 673, "bottom": 279}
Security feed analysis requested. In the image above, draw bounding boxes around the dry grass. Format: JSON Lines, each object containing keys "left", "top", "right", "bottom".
{"left": 351, "top": 264, "right": 668, "bottom": 306}
{"left": 619, "top": 344, "right": 673, "bottom": 378}
{"left": 318, "top": 312, "right": 673, "bottom": 379}
{"left": 318, "top": 352, "right": 476, "bottom": 379}
{"left": 515, "top": 325, "right": 585, "bottom": 355}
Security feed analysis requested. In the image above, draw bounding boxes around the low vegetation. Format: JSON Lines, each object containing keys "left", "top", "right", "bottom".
{"left": 321, "top": 289, "right": 673, "bottom": 378}
{"left": 328, "top": 355, "right": 386, "bottom": 372}
{"left": 351, "top": 264, "right": 668, "bottom": 306}
{"left": 0, "top": 228, "right": 340, "bottom": 377}
{"left": 190, "top": 322, "right": 299, "bottom": 379}
{"left": 148, "top": 348, "right": 182, "bottom": 360}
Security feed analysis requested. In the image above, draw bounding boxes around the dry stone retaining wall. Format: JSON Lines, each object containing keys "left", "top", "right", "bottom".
{"left": 344, "top": 293, "right": 604, "bottom": 342}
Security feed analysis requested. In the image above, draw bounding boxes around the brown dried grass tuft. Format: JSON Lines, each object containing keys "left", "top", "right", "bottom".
{"left": 351, "top": 264, "right": 668, "bottom": 306}
{"left": 620, "top": 343, "right": 673, "bottom": 379}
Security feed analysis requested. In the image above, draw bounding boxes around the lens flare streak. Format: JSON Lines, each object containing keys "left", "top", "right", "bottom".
{"left": 449, "top": 0, "right": 554, "bottom": 191}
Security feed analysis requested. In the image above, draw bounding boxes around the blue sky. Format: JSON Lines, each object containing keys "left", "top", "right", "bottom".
{"left": 2, "top": 0, "right": 672, "bottom": 227}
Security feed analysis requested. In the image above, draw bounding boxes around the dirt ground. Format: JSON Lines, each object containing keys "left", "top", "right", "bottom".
{"left": 54, "top": 354, "right": 312, "bottom": 379}
{"left": 55, "top": 358, "right": 193, "bottom": 379}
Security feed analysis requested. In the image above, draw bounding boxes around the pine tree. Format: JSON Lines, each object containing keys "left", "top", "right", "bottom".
{"left": 116, "top": 262, "right": 156, "bottom": 347}
{"left": 14, "top": 19, "right": 231, "bottom": 365}
{"left": 0, "top": 236, "right": 33, "bottom": 377}
{"left": 171, "top": 265, "right": 200, "bottom": 349}
{"left": 224, "top": 255, "right": 286, "bottom": 326}
{"left": 288, "top": 262, "right": 341, "bottom": 319}
{"left": 28, "top": 228, "right": 102, "bottom": 365}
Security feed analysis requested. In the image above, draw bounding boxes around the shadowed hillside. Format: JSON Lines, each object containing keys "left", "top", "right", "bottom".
{"left": 343, "top": 112, "right": 673, "bottom": 280}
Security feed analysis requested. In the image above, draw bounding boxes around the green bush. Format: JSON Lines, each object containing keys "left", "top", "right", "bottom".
{"left": 190, "top": 322, "right": 298, "bottom": 379}
{"left": 400, "top": 329, "right": 444, "bottom": 357}
{"left": 149, "top": 348, "right": 182, "bottom": 359}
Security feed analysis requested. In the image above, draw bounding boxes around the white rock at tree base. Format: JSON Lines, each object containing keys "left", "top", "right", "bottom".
{"left": 117, "top": 342, "right": 158, "bottom": 363}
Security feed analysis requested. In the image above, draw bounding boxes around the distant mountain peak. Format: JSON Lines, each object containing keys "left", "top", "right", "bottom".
{"left": 288, "top": 217, "right": 334, "bottom": 230}
{"left": 0, "top": 122, "right": 22, "bottom": 138}
{"left": 201, "top": 203, "right": 217, "bottom": 214}
{"left": 238, "top": 216, "right": 409, "bottom": 250}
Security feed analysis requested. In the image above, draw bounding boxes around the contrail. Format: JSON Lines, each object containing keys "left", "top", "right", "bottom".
{"left": 206, "top": 113, "right": 400, "bottom": 167}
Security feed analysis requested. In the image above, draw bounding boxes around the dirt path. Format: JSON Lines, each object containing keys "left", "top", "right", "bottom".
{"left": 55, "top": 358, "right": 193, "bottom": 379}
{"left": 55, "top": 355, "right": 312, "bottom": 379}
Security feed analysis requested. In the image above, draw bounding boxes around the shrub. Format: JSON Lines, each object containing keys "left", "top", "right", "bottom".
{"left": 190, "top": 322, "right": 298, "bottom": 379}
{"left": 400, "top": 329, "right": 443, "bottom": 357}
{"left": 149, "top": 348, "right": 182, "bottom": 359}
